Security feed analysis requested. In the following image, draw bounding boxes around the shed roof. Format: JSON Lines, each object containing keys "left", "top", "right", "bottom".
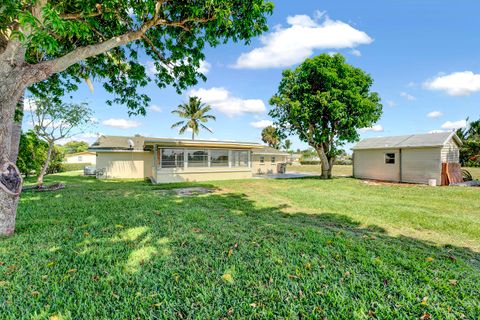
{"left": 252, "top": 146, "right": 290, "bottom": 156}
{"left": 352, "top": 132, "right": 462, "bottom": 150}
{"left": 89, "top": 135, "right": 263, "bottom": 151}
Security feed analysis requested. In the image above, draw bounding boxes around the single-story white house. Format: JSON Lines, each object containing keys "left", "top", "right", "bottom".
{"left": 64, "top": 151, "right": 97, "bottom": 165}
{"left": 352, "top": 132, "right": 462, "bottom": 185}
{"left": 88, "top": 135, "right": 288, "bottom": 183}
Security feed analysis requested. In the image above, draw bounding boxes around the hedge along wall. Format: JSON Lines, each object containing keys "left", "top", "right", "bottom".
{"left": 61, "top": 163, "right": 92, "bottom": 172}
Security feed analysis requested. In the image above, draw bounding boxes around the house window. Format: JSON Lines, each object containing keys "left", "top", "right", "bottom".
{"left": 385, "top": 153, "right": 395, "bottom": 164}
{"left": 161, "top": 148, "right": 184, "bottom": 168}
{"left": 271, "top": 156, "right": 276, "bottom": 163}
{"left": 259, "top": 156, "right": 265, "bottom": 164}
{"left": 188, "top": 149, "right": 208, "bottom": 167}
{"left": 211, "top": 150, "right": 229, "bottom": 167}
{"left": 78, "top": 156, "right": 83, "bottom": 162}
{"left": 232, "top": 151, "right": 248, "bottom": 167}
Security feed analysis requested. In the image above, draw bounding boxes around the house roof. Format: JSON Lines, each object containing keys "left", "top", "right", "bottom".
{"left": 89, "top": 135, "right": 263, "bottom": 151}
{"left": 252, "top": 146, "right": 290, "bottom": 156}
{"left": 352, "top": 132, "right": 462, "bottom": 150}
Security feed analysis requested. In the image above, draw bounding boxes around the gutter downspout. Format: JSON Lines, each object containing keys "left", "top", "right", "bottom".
{"left": 399, "top": 148, "right": 402, "bottom": 183}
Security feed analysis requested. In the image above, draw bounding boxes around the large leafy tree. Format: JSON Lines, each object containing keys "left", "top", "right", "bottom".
{"left": 63, "top": 141, "right": 89, "bottom": 154}
{"left": 171, "top": 96, "right": 215, "bottom": 140}
{"left": 29, "top": 97, "right": 93, "bottom": 186}
{"left": 0, "top": 0, "right": 273, "bottom": 236}
{"left": 261, "top": 125, "right": 281, "bottom": 149}
{"left": 270, "top": 54, "right": 382, "bottom": 179}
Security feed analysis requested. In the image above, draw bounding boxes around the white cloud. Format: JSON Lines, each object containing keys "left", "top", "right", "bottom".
{"left": 198, "top": 60, "right": 211, "bottom": 74}
{"left": 427, "top": 111, "right": 443, "bottom": 118}
{"left": 359, "top": 124, "right": 384, "bottom": 133}
{"left": 149, "top": 105, "right": 162, "bottom": 113}
{"left": 233, "top": 12, "right": 373, "bottom": 69}
{"left": 189, "top": 87, "right": 266, "bottom": 117}
{"left": 350, "top": 49, "right": 362, "bottom": 57}
{"left": 441, "top": 120, "right": 467, "bottom": 130}
{"left": 424, "top": 71, "right": 480, "bottom": 96}
{"left": 102, "top": 118, "right": 141, "bottom": 129}
{"left": 428, "top": 130, "right": 447, "bottom": 134}
{"left": 400, "top": 92, "right": 416, "bottom": 101}
{"left": 250, "top": 119, "right": 273, "bottom": 129}
{"left": 386, "top": 100, "right": 396, "bottom": 107}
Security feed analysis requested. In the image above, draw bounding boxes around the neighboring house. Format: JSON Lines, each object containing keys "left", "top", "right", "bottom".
{"left": 251, "top": 146, "right": 289, "bottom": 175}
{"left": 64, "top": 151, "right": 97, "bottom": 165}
{"left": 88, "top": 135, "right": 288, "bottom": 183}
{"left": 352, "top": 132, "right": 462, "bottom": 185}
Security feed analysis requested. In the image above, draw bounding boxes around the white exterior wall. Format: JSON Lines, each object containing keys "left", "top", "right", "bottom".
{"left": 64, "top": 153, "right": 96, "bottom": 164}
{"left": 441, "top": 139, "right": 460, "bottom": 163}
{"left": 96, "top": 151, "right": 153, "bottom": 179}
{"left": 401, "top": 147, "right": 442, "bottom": 184}
{"left": 251, "top": 154, "right": 287, "bottom": 175}
{"left": 353, "top": 149, "right": 400, "bottom": 181}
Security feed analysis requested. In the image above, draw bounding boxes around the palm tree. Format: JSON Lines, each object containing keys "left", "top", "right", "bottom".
{"left": 261, "top": 125, "right": 281, "bottom": 149}
{"left": 171, "top": 96, "right": 216, "bottom": 140}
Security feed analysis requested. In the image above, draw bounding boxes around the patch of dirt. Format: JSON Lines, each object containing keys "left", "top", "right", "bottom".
{"left": 361, "top": 179, "right": 418, "bottom": 187}
{"left": 22, "top": 183, "right": 66, "bottom": 192}
{"left": 155, "top": 187, "right": 215, "bottom": 197}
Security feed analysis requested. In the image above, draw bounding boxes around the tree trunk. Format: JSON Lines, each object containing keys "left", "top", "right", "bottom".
{"left": 37, "top": 141, "right": 54, "bottom": 187}
{"left": 315, "top": 146, "right": 332, "bottom": 179}
{"left": 0, "top": 73, "right": 25, "bottom": 237}
{"left": 9, "top": 92, "right": 25, "bottom": 164}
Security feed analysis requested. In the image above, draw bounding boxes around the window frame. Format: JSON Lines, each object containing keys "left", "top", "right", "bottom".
{"left": 161, "top": 148, "right": 185, "bottom": 169}
{"left": 259, "top": 156, "right": 265, "bottom": 165}
{"left": 187, "top": 149, "right": 209, "bottom": 168}
{"left": 385, "top": 153, "right": 396, "bottom": 164}
{"left": 210, "top": 149, "right": 229, "bottom": 167}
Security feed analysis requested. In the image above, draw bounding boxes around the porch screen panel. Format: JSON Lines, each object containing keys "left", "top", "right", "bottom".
{"left": 232, "top": 151, "right": 248, "bottom": 167}
{"left": 188, "top": 149, "right": 208, "bottom": 167}
{"left": 211, "top": 150, "right": 229, "bottom": 167}
{"left": 161, "top": 148, "right": 184, "bottom": 168}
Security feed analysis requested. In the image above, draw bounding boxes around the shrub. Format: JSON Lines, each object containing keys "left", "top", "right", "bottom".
{"left": 60, "top": 163, "right": 92, "bottom": 172}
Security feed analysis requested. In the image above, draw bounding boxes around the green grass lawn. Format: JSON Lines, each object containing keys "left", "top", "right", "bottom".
{"left": 1, "top": 173, "right": 479, "bottom": 319}
{"left": 290, "top": 165, "right": 480, "bottom": 180}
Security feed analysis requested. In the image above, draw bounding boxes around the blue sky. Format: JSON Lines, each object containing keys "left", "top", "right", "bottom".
{"left": 28, "top": 0, "right": 480, "bottom": 151}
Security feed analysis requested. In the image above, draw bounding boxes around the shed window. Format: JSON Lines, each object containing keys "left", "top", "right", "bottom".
{"left": 78, "top": 156, "right": 83, "bottom": 162}
{"left": 188, "top": 149, "right": 208, "bottom": 167}
{"left": 259, "top": 156, "right": 265, "bottom": 164}
{"left": 210, "top": 150, "right": 229, "bottom": 167}
{"left": 385, "top": 153, "right": 395, "bottom": 164}
{"left": 162, "top": 148, "right": 184, "bottom": 168}
{"left": 271, "top": 156, "right": 276, "bottom": 163}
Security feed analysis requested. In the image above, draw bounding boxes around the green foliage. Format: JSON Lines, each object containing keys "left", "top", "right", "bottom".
{"left": 2, "top": 173, "right": 479, "bottom": 318}
{"left": 261, "top": 125, "right": 281, "bottom": 149}
{"left": 171, "top": 96, "right": 216, "bottom": 140}
{"left": 283, "top": 139, "right": 292, "bottom": 151}
{"left": 3, "top": 1, "right": 274, "bottom": 115}
{"left": 16, "top": 130, "right": 65, "bottom": 177}
{"left": 60, "top": 162, "right": 91, "bottom": 172}
{"left": 457, "top": 119, "right": 480, "bottom": 167}
{"left": 16, "top": 130, "right": 47, "bottom": 177}
{"left": 269, "top": 54, "right": 382, "bottom": 176}
{"left": 63, "top": 141, "right": 89, "bottom": 154}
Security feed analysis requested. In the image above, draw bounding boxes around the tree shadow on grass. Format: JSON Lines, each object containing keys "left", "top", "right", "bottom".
{"left": 2, "top": 176, "right": 480, "bottom": 319}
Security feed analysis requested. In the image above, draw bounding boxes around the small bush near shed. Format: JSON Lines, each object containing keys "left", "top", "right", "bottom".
{"left": 60, "top": 163, "right": 92, "bottom": 172}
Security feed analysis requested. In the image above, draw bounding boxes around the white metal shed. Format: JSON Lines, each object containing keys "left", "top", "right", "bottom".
{"left": 352, "top": 132, "right": 462, "bottom": 185}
